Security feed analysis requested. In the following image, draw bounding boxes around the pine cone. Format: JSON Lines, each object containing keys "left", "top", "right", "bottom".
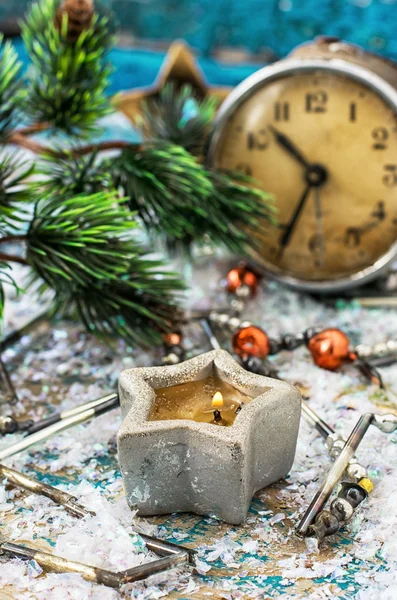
{"left": 55, "top": 0, "right": 94, "bottom": 42}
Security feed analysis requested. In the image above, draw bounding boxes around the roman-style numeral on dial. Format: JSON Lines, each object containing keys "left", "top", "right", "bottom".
{"left": 349, "top": 102, "right": 357, "bottom": 122}
{"left": 274, "top": 102, "right": 289, "bottom": 121}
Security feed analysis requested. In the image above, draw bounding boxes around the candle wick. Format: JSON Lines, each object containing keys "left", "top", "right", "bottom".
{"left": 213, "top": 409, "right": 222, "bottom": 422}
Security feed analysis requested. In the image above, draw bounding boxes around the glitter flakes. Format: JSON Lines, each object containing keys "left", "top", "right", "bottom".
{"left": 1, "top": 256, "right": 397, "bottom": 597}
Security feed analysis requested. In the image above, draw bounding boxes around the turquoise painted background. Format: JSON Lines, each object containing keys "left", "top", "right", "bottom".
{"left": 1, "top": 0, "right": 397, "bottom": 60}
{"left": 123, "top": 0, "right": 397, "bottom": 59}
{"left": 5, "top": 0, "right": 397, "bottom": 96}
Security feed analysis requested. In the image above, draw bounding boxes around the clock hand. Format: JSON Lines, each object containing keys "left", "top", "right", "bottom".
{"left": 279, "top": 183, "right": 312, "bottom": 256}
{"left": 268, "top": 125, "right": 310, "bottom": 169}
{"left": 313, "top": 186, "right": 325, "bottom": 265}
{"left": 279, "top": 163, "right": 328, "bottom": 257}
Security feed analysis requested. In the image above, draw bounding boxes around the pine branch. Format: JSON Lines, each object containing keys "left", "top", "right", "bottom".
{"left": 38, "top": 151, "right": 112, "bottom": 198}
{"left": 0, "top": 262, "right": 22, "bottom": 331}
{"left": 109, "top": 142, "right": 276, "bottom": 254}
{"left": 0, "top": 235, "right": 27, "bottom": 245}
{"left": 55, "top": 262, "right": 184, "bottom": 347}
{"left": 0, "top": 253, "right": 28, "bottom": 265}
{"left": 15, "top": 122, "right": 52, "bottom": 136}
{"left": 0, "top": 151, "right": 35, "bottom": 235}
{"left": 0, "top": 35, "right": 25, "bottom": 142}
{"left": 26, "top": 191, "right": 184, "bottom": 346}
{"left": 27, "top": 191, "right": 145, "bottom": 287}
{"left": 0, "top": 279, "right": 3, "bottom": 327}
{"left": 141, "top": 83, "right": 217, "bottom": 156}
{"left": 109, "top": 142, "right": 213, "bottom": 242}
{"left": 22, "top": 0, "right": 114, "bottom": 135}
{"left": 205, "top": 170, "right": 277, "bottom": 254}
{"left": 8, "top": 133, "right": 131, "bottom": 157}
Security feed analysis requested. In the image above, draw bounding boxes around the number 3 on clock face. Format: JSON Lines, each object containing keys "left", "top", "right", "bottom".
{"left": 207, "top": 59, "right": 397, "bottom": 292}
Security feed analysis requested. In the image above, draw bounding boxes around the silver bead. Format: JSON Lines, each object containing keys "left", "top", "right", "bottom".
{"left": 386, "top": 339, "right": 397, "bottom": 353}
{"left": 240, "top": 320, "right": 252, "bottom": 329}
{"left": 0, "top": 415, "right": 18, "bottom": 435}
{"left": 209, "top": 311, "right": 220, "bottom": 323}
{"left": 373, "top": 413, "right": 397, "bottom": 434}
{"left": 162, "top": 353, "right": 180, "bottom": 365}
{"left": 329, "top": 439, "right": 346, "bottom": 460}
{"left": 373, "top": 342, "right": 389, "bottom": 356}
{"left": 346, "top": 462, "right": 367, "bottom": 482}
{"left": 326, "top": 433, "right": 343, "bottom": 452}
{"left": 330, "top": 497, "right": 354, "bottom": 522}
{"left": 235, "top": 285, "right": 250, "bottom": 299}
{"left": 230, "top": 298, "right": 245, "bottom": 314}
{"left": 228, "top": 317, "right": 241, "bottom": 331}
{"left": 218, "top": 313, "right": 230, "bottom": 326}
{"left": 355, "top": 344, "right": 372, "bottom": 358}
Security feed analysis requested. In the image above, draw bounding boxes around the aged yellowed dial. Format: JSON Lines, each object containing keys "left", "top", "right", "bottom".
{"left": 208, "top": 59, "right": 397, "bottom": 292}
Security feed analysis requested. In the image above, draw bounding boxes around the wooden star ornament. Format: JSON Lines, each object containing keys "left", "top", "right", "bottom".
{"left": 112, "top": 40, "right": 232, "bottom": 123}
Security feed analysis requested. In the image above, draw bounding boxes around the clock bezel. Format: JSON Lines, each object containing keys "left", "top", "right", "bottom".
{"left": 206, "top": 58, "right": 397, "bottom": 293}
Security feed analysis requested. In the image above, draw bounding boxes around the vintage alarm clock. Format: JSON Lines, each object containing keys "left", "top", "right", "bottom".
{"left": 207, "top": 38, "right": 397, "bottom": 293}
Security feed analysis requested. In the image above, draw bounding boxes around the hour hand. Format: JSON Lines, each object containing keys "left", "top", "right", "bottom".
{"left": 268, "top": 125, "right": 310, "bottom": 169}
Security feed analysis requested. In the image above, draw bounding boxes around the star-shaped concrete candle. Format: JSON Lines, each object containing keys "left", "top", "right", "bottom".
{"left": 117, "top": 350, "right": 301, "bottom": 524}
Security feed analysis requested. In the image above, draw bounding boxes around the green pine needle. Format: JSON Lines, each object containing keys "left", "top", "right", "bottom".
{"left": 110, "top": 142, "right": 213, "bottom": 239}
{"left": 27, "top": 191, "right": 184, "bottom": 346}
{"left": 38, "top": 151, "right": 112, "bottom": 198}
{"left": 0, "top": 263, "right": 20, "bottom": 294}
{"left": 206, "top": 170, "right": 277, "bottom": 254}
{"left": 22, "top": 0, "right": 113, "bottom": 135}
{"left": 27, "top": 191, "right": 149, "bottom": 287}
{"left": 55, "top": 262, "right": 184, "bottom": 347}
{"left": 141, "top": 83, "right": 217, "bottom": 156}
{"left": 0, "top": 35, "right": 25, "bottom": 142}
{"left": 0, "top": 263, "right": 21, "bottom": 331}
{"left": 0, "top": 280, "right": 3, "bottom": 327}
{"left": 109, "top": 142, "right": 276, "bottom": 255}
{"left": 0, "top": 151, "right": 35, "bottom": 234}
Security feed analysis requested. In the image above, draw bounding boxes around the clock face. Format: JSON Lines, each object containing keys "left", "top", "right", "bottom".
{"left": 209, "top": 67, "right": 397, "bottom": 287}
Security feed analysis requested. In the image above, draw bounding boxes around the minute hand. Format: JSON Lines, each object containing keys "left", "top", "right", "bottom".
{"left": 268, "top": 125, "right": 310, "bottom": 169}
{"left": 279, "top": 184, "right": 312, "bottom": 252}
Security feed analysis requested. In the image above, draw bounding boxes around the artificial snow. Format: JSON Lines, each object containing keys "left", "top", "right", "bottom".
{"left": 1, "top": 255, "right": 397, "bottom": 598}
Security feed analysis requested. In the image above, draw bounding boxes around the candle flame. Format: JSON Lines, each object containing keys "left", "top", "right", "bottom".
{"left": 212, "top": 391, "right": 224, "bottom": 409}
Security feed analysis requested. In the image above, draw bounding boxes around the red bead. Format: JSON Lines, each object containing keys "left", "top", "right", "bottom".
{"left": 163, "top": 332, "right": 182, "bottom": 346}
{"left": 232, "top": 326, "right": 270, "bottom": 359}
{"left": 307, "top": 328, "right": 353, "bottom": 371}
{"left": 226, "top": 266, "right": 259, "bottom": 294}
{"left": 243, "top": 270, "right": 258, "bottom": 290}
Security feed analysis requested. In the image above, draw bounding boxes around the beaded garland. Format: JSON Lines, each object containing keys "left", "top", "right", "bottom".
{"left": 160, "top": 262, "right": 397, "bottom": 543}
